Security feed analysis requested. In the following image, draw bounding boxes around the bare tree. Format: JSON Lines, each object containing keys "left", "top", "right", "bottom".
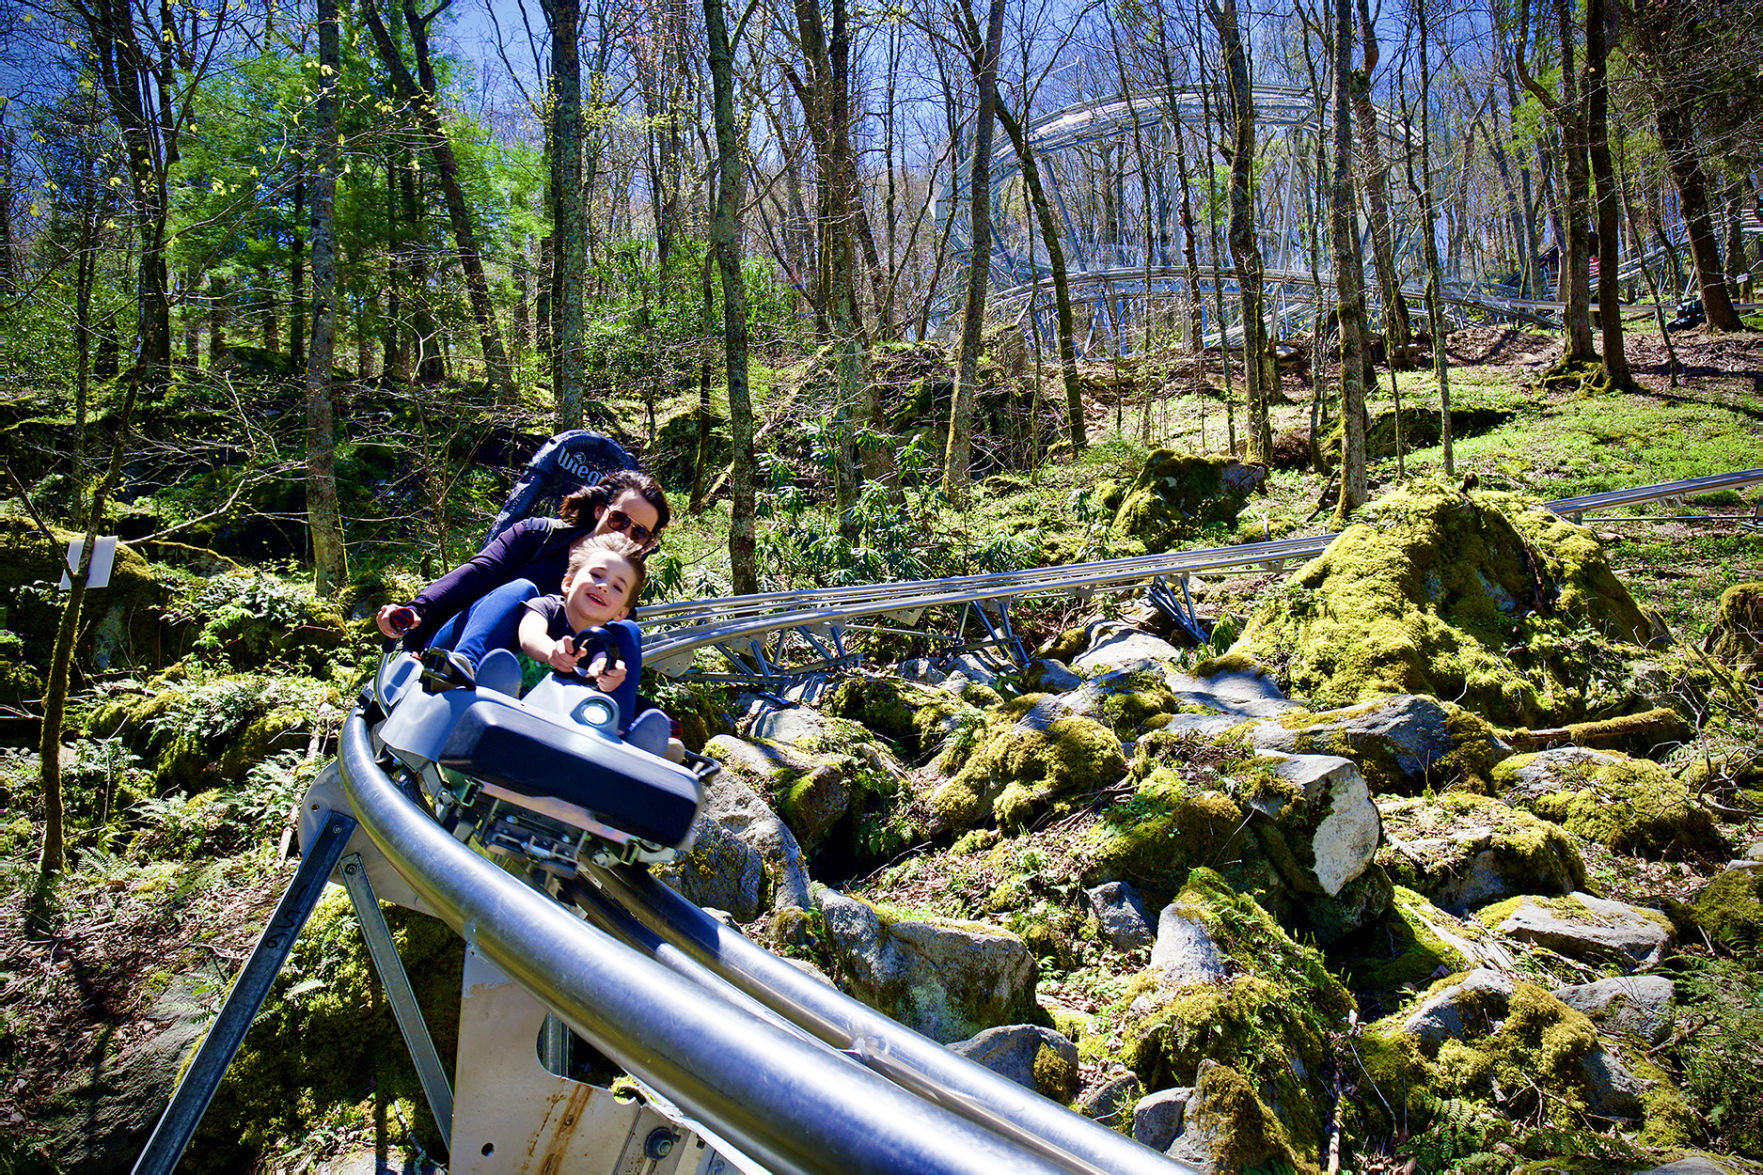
{"left": 1330, "top": 0, "right": 1369, "bottom": 516}
{"left": 306, "top": 0, "right": 346, "bottom": 592}
{"left": 943, "top": 0, "right": 1007, "bottom": 504}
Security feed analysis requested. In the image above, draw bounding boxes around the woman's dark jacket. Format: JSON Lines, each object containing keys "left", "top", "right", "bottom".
{"left": 403, "top": 517, "right": 594, "bottom": 649}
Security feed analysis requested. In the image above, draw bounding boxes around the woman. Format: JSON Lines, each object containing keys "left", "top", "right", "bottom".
{"left": 376, "top": 469, "right": 670, "bottom": 666}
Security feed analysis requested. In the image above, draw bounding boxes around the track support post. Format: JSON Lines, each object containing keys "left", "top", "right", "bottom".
{"left": 131, "top": 810, "right": 359, "bottom": 1175}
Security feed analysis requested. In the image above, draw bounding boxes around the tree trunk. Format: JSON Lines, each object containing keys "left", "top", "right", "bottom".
{"left": 362, "top": 0, "right": 516, "bottom": 397}
{"left": 545, "top": 0, "right": 586, "bottom": 427}
{"left": 995, "top": 104, "right": 1085, "bottom": 451}
{"left": 944, "top": 0, "right": 1008, "bottom": 506}
{"left": 1653, "top": 104, "right": 1742, "bottom": 330}
{"left": 39, "top": 376, "right": 139, "bottom": 877}
{"left": 1554, "top": 0, "right": 1596, "bottom": 361}
{"left": 704, "top": 0, "right": 756, "bottom": 595}
{"left": 1215, "top": 0, "right": 1270, "bottom": 463}
{"left": 1584, "top": 0, "right": 1631, "bottom": 388}
{"left": 1412, "top": 0, "right": 1453, "bottom": 475}
{"left": 1351, "top": 0, "right": 1411, "bottom": 350}
{"left": 306, "top": 0, "right": 347, "bottom": 594}
{"left": 1330, "top": 0, "right": 1368, "bottom": 517}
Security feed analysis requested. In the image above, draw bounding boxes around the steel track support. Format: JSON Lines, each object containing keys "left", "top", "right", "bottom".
{"left": 450, "top": 947, "right": 726, "bottom": 1173}
{"left": 1148, "top": 574, "right": 1209, "bottom": 644}
{"left": 338, "top": 851, "right": 456, "bottom": 1144}
{"left": 131, "top": 810, "right": 358, "bottom": 1175}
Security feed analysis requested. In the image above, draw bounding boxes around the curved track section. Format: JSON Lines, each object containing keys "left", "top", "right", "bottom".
{"left": 336, "top": 714, "right": 1189, "bottom": 1175}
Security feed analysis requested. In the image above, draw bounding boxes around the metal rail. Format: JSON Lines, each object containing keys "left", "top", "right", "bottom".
{"left": 334, "top": 713, "right": 1190, "bottom": 1175}
{"left": 636, "top": 469, "right": 1763, "bottom": 678}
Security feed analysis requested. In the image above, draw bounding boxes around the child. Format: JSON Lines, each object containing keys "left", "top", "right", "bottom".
{"left": 517, "top": 532, "right": 647, "bottom": 690}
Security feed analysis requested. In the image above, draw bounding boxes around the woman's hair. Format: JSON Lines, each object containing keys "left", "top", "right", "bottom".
{"left": 559, "top": 469, "right": 672, "bottom": 538}
{"left": 565, "top": 532, "right": 649, "bottom": 604}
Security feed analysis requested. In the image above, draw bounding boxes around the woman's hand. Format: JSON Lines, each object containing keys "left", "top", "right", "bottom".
{"left": 377, "top": 603, "right": 420, "bottom": 639}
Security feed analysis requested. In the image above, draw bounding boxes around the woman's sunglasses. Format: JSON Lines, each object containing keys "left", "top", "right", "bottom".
{"left": 604, "top": 508, "right": 655, "bottom": 546}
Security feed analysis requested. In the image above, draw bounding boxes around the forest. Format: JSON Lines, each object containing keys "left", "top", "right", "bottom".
{"left": 2, "top": 0, "right": 1762, "bottom": 1168}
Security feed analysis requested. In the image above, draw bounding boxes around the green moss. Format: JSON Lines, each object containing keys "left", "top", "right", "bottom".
{"left": 930, "top": 697, "right": 1125, "bottom": 831}
{"left": 826, "top": 675, "right": 982, "bottom": 766}
{"left": 1187, "top": 1061, "right": 1311, "bottom": 1175}
{"left": 1707, "top": 583, "right": 1763, "bottom": 678}
{"left": 1629, "top": 1056, "right": 1698, "bottom": 1149}
{"left": 1688, "top": 866, "right": 1763, "bottom": 957}
{"left": 1375, "top": 793, "right": 1586, "bottom": 911}
{"left": 1081, "top": 768, "right": 1250, "bottom": 906}
{"left": 1110, "top": 450, "right": 1259, "bottom": 551}
{"left": 1125, "top": 869, "right": 1358, "bottom": 1156}
{"left": 1499, "top": 755, "right": 1724, "bottom": 860}
{"left": 1228, "top": 483, "right": 1655, "bottom": 728}
{"left": 1335, "top": 886, "right": 1474, "bottom": 1007}
{"left": 1037, "top": 626, "right": 1090, "bottom": 664}
{"left": 1033, "top": 1042, "right": 1079, "bottom": 1102}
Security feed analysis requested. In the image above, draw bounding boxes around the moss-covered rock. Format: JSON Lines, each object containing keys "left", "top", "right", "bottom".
{"left": 1333, "top": 886, "right": 1483, "bottom": 1014}
{"left": 816, "top": 887, "right": 1040, "bottom": 1044}
{"left": 1242, "top": 694, "right": 1512, "bottom": 796}
{"left": 0, "top": 629, "right": 44, "bottom": 707}
{"left": 930, "top": 694, "right": 1125, "bottom": 831}
{"left": 1126, "top": 869, "right": 1358, "bottom": 1159}
{"left": 1080, "top": 731, "right": 1257, "bottom": 908}
{"left": 1686, "top": 865, "right": 1763, "bottom": 958}
{"left": 1493, "top": 748, "right": 1725, "bottom": 860}
{"left": 824, "top": 674, "right": 982, "bottom": 765}
{"left": 1, "top": 519, "right": 171, "bottom": 674}
{"left": 1375, "top": 793, "right": 1585, "bottom": 913}
{"left": 1110, "top": 450, "right": 1266, "bottom": 552}
{"left": 86, "top": 674, "right": 332, "bottom": 793}
{"left": 1228, "top": 483, "right": 1655, "bottom": 728}
{"left": 1167, "top": 1059, "right": 1313, "bottom": 1175}
{"left": 1375, "top": 974, "right": 1642, "bottom": 1127}
{"left": 1707, "top": 583, "right": 1762, "bottom": 679}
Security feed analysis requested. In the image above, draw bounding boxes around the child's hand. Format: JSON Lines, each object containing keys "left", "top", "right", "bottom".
{"left": 589, "top": 654, "right": 627, "bottom": 693}
{"left": 545, "top": 636, "right": 584, "bottom": 673}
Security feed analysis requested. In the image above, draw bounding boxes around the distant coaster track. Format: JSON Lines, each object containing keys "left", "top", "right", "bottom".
{"left": 938, "top": 83, "right": 1711, "bottom": 352}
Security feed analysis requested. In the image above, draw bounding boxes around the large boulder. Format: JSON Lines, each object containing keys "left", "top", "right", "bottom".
{"left": 823, "top": 674, "right": 986, "bottom": 764}
{"left": 1552, "top": 976, "right": 1676, "bottom": 1045}
{"left": 1080, "top": 731, "right": 1258, "bottom": 909}
{"left": 1245, "top": 753, "right": 1382, "bottom": 900}
{"left": 1341, "top": 887, "right": 1510, "bottom": 1010}
{"left": 697, "top": 735, "right": 816, "bottom": 910}
{"left": 1243, "top": 694, "right": 1511, "bottom": 795}
{"left": 1493, "top": 748, "right": 1726, "bottom": 860}
{"left": 947, "top": 1024, "right": 1080, "bottom": 1101}
{"left": 1126, "top": 869, "right": 1357, "bottom": 1159}
{"left": 1376, "top": 792, "right": 1586, "bottom": 913}
{"left": 930, "top": 693, "right": 1125, "bottom": 831}
{"left": 1378, "top": 972, "right": 1646, "bottom": 1121}
{"left": 816, "top": 888, "right": 1039, "bottom": 1043}
{"left": 1478, "top": 893, "right": 1674, "bottom": 972}
{"left": 1070, "top": 623, "right": 1186, "bottom": 675}
{"left": 1109, "top": 449, "right": 1268, "bottom": 552}
{"left": 1, "top": 520, "right": 171, "bottom": 675}
{"left": 1164, "top": 1059, "right": 1306, "bottom": 1174}
{"left": 1227, "top": 483, "right": 1655, "bottom": 728}
{"left": 652, "top": 815, "right": 769, "bottom": 922}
